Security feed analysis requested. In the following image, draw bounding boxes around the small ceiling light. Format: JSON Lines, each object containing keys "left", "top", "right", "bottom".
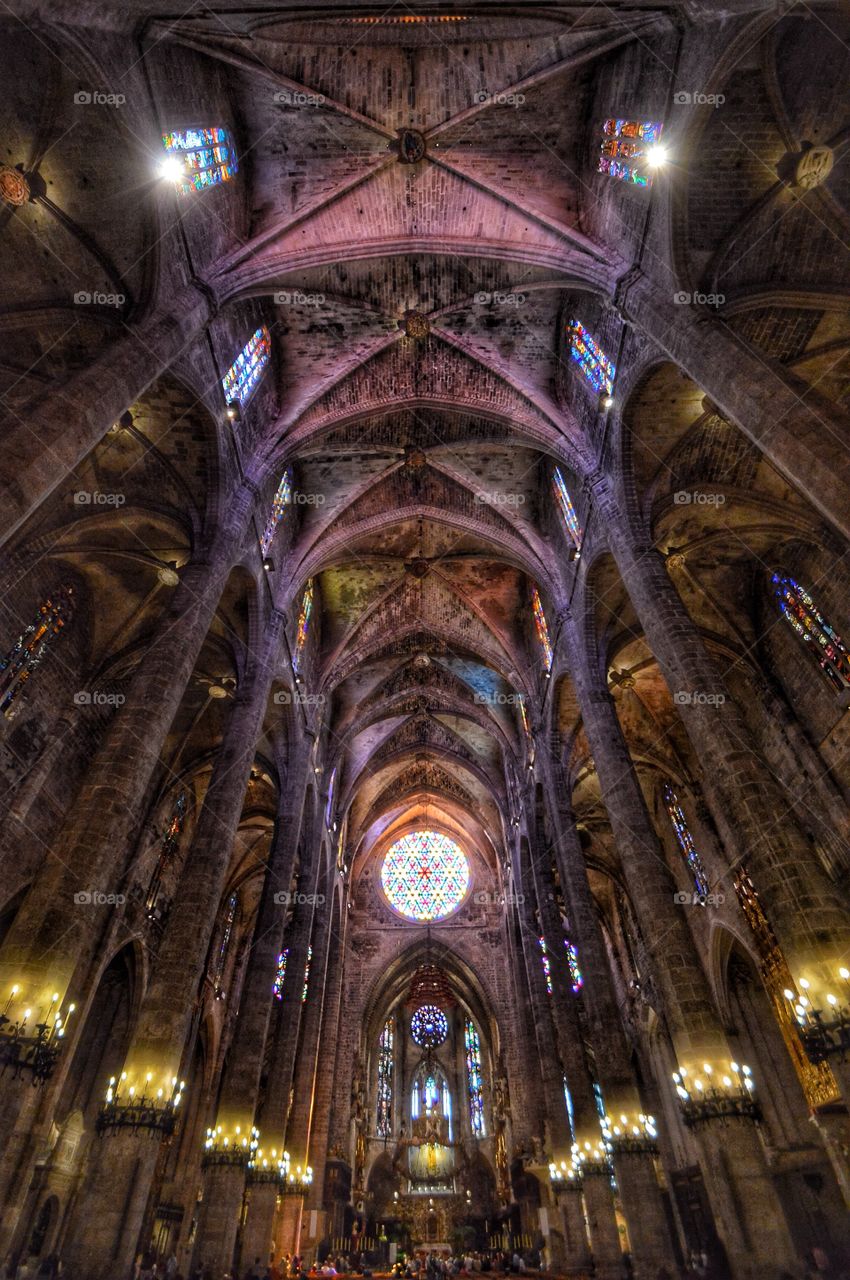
{"left": 263, "top": 557, "right": 274, "bottom": 572}
{"left": 646, "top": 142, "right": 669, "bottom": 169}
{"left": 600, "top": 393, "right": 614, "bottom": 410}
{"left": 226, "top": 403, "right": 241, "bottom": 422}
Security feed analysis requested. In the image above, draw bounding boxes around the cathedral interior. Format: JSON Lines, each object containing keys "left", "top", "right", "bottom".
{"left": 2, "top": 2, "right": 850, "bottom": 1278}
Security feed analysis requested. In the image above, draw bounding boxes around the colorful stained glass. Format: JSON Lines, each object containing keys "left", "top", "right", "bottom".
{"left": 663, "top": 783, "right": 710, "bottom": 899}
{"left": 565, "top": 938, "right": 583, "bottom": 994}
{"left": 0, "top": 585, "right": 74, "bottom": 719}
{"left": 324, "top": 766, "right": 337, "bottom": 829}
{"left": 213, "top": 891, "right": 238, "bottom": 996}
{"left": 302, "top": 944, "right": 313, "bottom": 1002}
{"left": 377, "top": 1017, "right": 394, "bottom": 1138}
{"left": 465, "top": 1018, "right": 486, "bottom": 1138}
{"left": 260, "top": 470, "right": 292, "bottom": 558}
{"left": 598, "top": 118, "right": 663, "bottom": 187}
{"left": 381, "top": 831, "right": 470, "bottom": 921}
{"left": 411, "top": 1005, "right": 448, "bottom": 1048}
{"left": 531, "top": 586, "right": 553, "bottom": 673}
{"left": 273, "top": 948, "right": 288, "bottom": 999}
{"left": 567, "top": 320, "right": 615, "bottom": 397}
{"left": 222, "top": 327, "right": 271, "bottom": 408}
{"left": 293, "top": 579, "right": 314, "bottom": 674}
{"left": 145, "top": 789, "right": 187, "bottom": 917}
{"left": 553, "top": 467, "right": 583, "bottom": 549}
{"left": 538, "top": 936, "right": 553, "bottom": 995}
{"left": 161, "top": 126, "right": 238, "bottom": 195}
{"left": 772, "top": 573, "right": 850, "bottom": 693}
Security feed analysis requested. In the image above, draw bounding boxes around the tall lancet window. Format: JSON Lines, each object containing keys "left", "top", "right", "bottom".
{"left": 161, "top": 127, "right": 237, "bottom": 194}
{"left": 663, "top": 782, "right": 710, "bottom": 899}
{"left": 531, "top": 586, "right": 553, "bottom": 674}
{"left": 260, "top": 470, "right": 292, "bottom": 558}
{"left": 772, "top": 572, "right": 850, "bottom": 693}
{"left": 302, "top": 944, "right": 313, "bottom": 1003}
{"left": 567, "top": 320, "right": 615, "bottom": 396}
{"left": 325, "top": 766, "right": 337, "bottom": 829}
{"left": 212, "top": 891, "right": 238, "bottom": 997}
{"left": 553, "top": 467, "right": 582, "bottom": 550}
{"left": 0, "top": 584, "right": 75, "bottom": 718}
{"left": 222, "top": 327, "right": 271, "bottom": 409}
{"left": 293, "top": 580, "right": 314, "bottom": 674}
{"left": 145, "top": 789, "right": 187, "bottom": 917}
{"left": 273, "top": 947, "right": 288, "bottom": 999}
{"left": 465, "top": 1018, "right": 486, "bottom": 1138}
{"left": 376, "top": 1017, "right": 394, "bottom": 1138}
{"left": 598, "top": 118, "right": 663, "bottom": 187}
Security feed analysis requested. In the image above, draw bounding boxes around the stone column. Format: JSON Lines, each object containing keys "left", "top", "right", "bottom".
{"left": 0, "top": 281, "right": 213, "bottom": 546}
{"left": 0, "top": 482, "right": 258, "bottom": 1231}
{"left": 618, "top": 270, "right": 850, "bottom": 542}
{"left": 241, "top": 881, "right": 318, "bottom": 1267}
{"left": 598, "top": 480, "right": 850, "bottom": 983}
{"left": 534, "top": 753, "right": 679, "bottom": 1280}
{"left": 515, "top": 883, "right": 591, "bottom": 1275}
{"left": 525, "top": 830, "right": 623, "bottom": 1280}
{"left": 563, "top": 613, "right": 800, "bottom": 1280}
{"left": 59, "top": 612, "right": 282, "bottom": 1280}
{"left": 191, "top": 748, "right": 310, "bottom": 1278}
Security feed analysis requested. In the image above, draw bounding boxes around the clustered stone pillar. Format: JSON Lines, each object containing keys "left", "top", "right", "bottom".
{"left": 190, "top": 746, "right": 309, "bottom": 1279}
{"left": 562, "top": 611, "right": 799, "bottom": 1280}
{"left": 515, "top": 873, "right": 591, "bottom": 1275}
{"left": 534, "top": 752, "right": 679, "bottom": 1280}
{"left": 59, "top": 611, "right": 283, "bottom": 1280}
{"left": 0, "top": 482, "right": 259, "bottom": 1241}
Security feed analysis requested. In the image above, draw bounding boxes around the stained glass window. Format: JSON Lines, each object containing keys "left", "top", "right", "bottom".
{"left": 145, "top": 789, "right": 187, "bottom": 917}
{"left": 293, "top": 580, "right": 314, "bottom": 675}
{"left": 772, "top": 573, "right": 850, "bottom": 693}
{"left": 260, "top": 470, "right": 292, "bottom": 558}
{"left": 161, "top": 126, "right": 238, "bottom": 194}
{"left": 465, "top": 1018, "right": 486, "bottom": 1138}
{"left": 563, "top": 1077, "right": 575, "bottom": 1139}
{"left": 213, "top": 891, "right": 238, "bottom": 996}
{"left": 598, "top": 118, "right": 663, "bottom": 187}
{"left": 538, "top": 936, "right": 553, "bottom": 996}
{"left": 273, "top": 948, "right": 288, "bottom": 999}
{"left": 0, "top": 585, "right": 74, "bottom": 719}
{"left": 302, "top": 944, "right": 313, "bottom": 1002}
{"left": 567, "top": 320, "right": 615, "bottom": 397}
{"left": 222, "top": 327, "right": 271, "bottom": 408}
{"left": 377, "top": 1017, "right": 394, "bottom": 1138}
{"left": 565, "top": 939, "right": 583, "bottom": 994}
{"left": 663, "top": 782, "right": 709, "bottom": 899}
{"left": 411, "top": 1005, "right": 448, "bottom": 1048}
{"left": 381, "top": 831, "right": 470, "bottom": 921}
{"left": 553, "top": 467, "right": 583, "bottom": 549}
{"left": 531, "top": 586, "right": 553, "bottom": 673}
{"left": 324, "top": 766, "right": 337, "bottom": 830}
